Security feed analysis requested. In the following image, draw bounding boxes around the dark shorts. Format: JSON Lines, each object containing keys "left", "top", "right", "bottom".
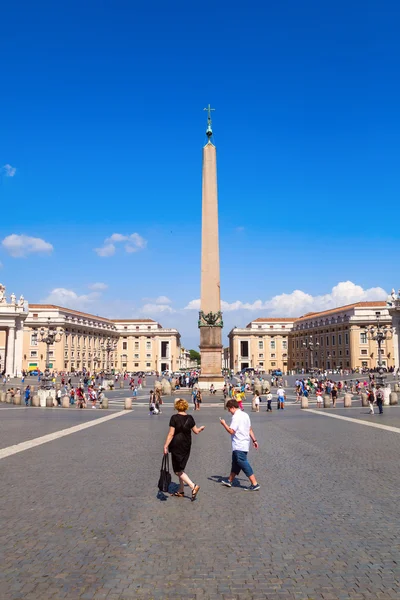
{"left": 231, "top": 450, "right": 253, "bottom": 478}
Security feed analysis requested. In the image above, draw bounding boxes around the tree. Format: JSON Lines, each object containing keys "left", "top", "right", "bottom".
{"left": 189, "top": 349, "right": 201, "bottom": 364}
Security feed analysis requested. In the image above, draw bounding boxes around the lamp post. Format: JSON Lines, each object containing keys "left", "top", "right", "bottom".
{"left": 366, "top": 312, "right": 393, "bottom": 387}
{"left": 303, "top": 335, "right": 320, "bottom": 372}
{"left": 101, "top": 337, "right": 117, "bottom": 379}
{"left": 38, "top": 318, "right": 63, "bottom": 389}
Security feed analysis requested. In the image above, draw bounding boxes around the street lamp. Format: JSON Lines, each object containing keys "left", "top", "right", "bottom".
{"left": 38, "top": 318, "right": 63, "bottom": 389}
{"left": 366, "top": 312, "right": 393, "bottom": 387}
{"left": 101, "top": 337, "right": 117, "bottom": 379}
{"left": 303, "top": 335, "right": 320, "bottom": 372}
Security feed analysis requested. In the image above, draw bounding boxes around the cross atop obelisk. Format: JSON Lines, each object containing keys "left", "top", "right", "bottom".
{"left": 198, "top": 105, "right": 224, "bottom": 390}
{"left": 203, "top": 104, "right": 215, "bottom": 140}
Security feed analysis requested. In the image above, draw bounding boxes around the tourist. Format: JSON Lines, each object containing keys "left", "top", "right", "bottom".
{"left": 219, "top": 399, "right": 260, "bottom": 491}
{"left": 376, "top": 387, "right": 384, "bottom": 414}
{"left": 252, "top": 390, "right": 260, "bottom": 412}
{"left": 277, "top": 385, "right": 286, "bottom": 410}
{"left": 163, "top": 398, "right": 204, "bottom": 500}
{"left": 331, "top": 384, "right": 338, "bottom": 408}
{"left": 194, "top": 389, "right": 202, "bottom": 411}
{"left": 155, "top": 388, "right": 162, "bottom": 414}
{"left": 266, "top": 392, "right": 273, "bottom": 412}
{"left": 56, "top": 388, "right": 62, "bottom": 406}
{"left": 24, "top": 385, "right": 31, "bottom": 407}
{"left": 368, "top": 388, "right": 375, "bottom": 415}
{"left": 316, "top": 389, "right": 323, "bottom": 408}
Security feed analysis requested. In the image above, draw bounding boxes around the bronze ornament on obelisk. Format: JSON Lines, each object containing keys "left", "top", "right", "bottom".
{"left": 198, "top": 105, "right": 224, "bottom": 390}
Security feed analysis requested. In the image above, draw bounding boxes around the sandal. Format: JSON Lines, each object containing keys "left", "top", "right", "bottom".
{"left": 191, "top": 484, "right": 200, "bottom": 502}
{"left": 172, "top": 491, "right": 184, "bottom": 497}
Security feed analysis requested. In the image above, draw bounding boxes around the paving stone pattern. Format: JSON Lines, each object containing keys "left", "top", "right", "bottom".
{"left": 0, "top": 406, "right": 399, "bottom": 599}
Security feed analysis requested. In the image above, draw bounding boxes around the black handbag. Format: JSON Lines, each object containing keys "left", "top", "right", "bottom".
{"left": 158, "top": 454, "right": 172, "bottom": 492}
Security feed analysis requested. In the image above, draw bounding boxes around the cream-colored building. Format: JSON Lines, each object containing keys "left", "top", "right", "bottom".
{"left": 228, "top": 318, "right": 295, "bottom": 373}
{"left": 22, "top": 305, "right": 181, "bottom": 375}
{"left": 290, "top": 301, "right": 394, "bottom": 372}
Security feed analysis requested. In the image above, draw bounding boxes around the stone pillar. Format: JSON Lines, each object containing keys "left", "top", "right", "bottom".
{"left": 13, "top": 393, "right": 21, "bottom": 405}
{"left": 14, "top": 320, "right": 24, "bottom": 377}
{"left": 5, "top": 326, "right": 15, "bottom": 377}
{"left": 101, "top": 396, "right": 109, "bottom": 409}
{"left": 344, "top": 393, "right": 352, "bottom": 407}
{"left": 0, "top": 391, "right": 6, "bottom": 402}
{"left": 62, "top": 395, "right": 70, "bottom": 408}
{"left": 390, "top": 313, "right": 400, "bottom": 371}
{"left": 383, "top": 386, "right": 391, "bottom": 406}
{"left": 32, "top": 395, "right": 40, "bottom": 407}
{"left": 301, "top": 396, "right": 308, "bottom": 409}
{"left": 124, "top": 398, "right": 132, "bottom": 410}
{"left": 390, "top": 391, "right": 398, "bottom": 405}
{"left": 323, "top": 394, "right": 331, "bottom": 408}
{"left": 361, "top": 392, "right": 368, "bottom": 407}
{"left": 119, "top": 380, "right": 124, "bottom": 389}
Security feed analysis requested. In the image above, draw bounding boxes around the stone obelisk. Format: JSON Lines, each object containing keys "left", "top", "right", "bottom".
{"left": 198, "top": 105, "right": 224, "bottom": 390}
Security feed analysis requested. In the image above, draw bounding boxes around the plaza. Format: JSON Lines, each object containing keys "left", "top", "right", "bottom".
{"left": 1, "top": 394, "right": 400, "bottom": 600}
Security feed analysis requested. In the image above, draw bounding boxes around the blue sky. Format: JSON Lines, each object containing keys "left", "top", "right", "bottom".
{"left": 1, "top": 1, "right": 400, "bottom": 348}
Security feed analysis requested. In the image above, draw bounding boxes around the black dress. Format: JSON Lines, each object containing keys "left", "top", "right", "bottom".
{"left": 169, "top": 413, "right": 196, "bottom": 472}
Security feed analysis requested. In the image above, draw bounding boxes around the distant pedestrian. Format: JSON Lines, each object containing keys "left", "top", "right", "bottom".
{"left": 24, "top": 385, "right": 31, "bottom": 407}
{"left": 376, "top": 387, "right": 384, "bottom": 414}
{"left": 220, "top": 399, "right": 260, "bottom": 491}
{"left": 163, "top": 398, "right": 205, "bottom": 500}
{"left": 194, "top": 390, "right": 202, "bottom": 411}
{"left": 252, "top": 390, "right": 260, "bottom": 412}
{"left": 277, "top": 386, "right": 286, "bottom": 410}
{"left": 266, "top": 392, "right": 272, "bottom": 412}
{"left": 368, "top": 389, "right": 375, "bottom": 415}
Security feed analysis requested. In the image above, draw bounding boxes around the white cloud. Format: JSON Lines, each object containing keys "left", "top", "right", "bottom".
{"left": 1, "top": 234, "right": 53, "bottom": 258}
{"left": 95, "top": 232, "right": 147, "bottom": 257}
{"left": 42, "top": 288, "right": 101, "bottom": 309}
{"left": 88, "top": 282, "right": 108, "bottom": 290}
{"left": 95, "top": 243, "right": 115, "bottom": 257}
{"left": 184, "top": 281, "right": 387, "bottom": 317}
{"left": 155, "top": 295, "right": 171, "bottom": 305}
{"left": 140, "top": 303, "right": 176, "bottom": 314}
{"left": 2, "top": 164, "right": 16, "bottom": 177}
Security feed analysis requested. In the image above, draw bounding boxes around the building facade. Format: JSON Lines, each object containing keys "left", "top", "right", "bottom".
{"left": 228, "top": 318, "right": 295, "bottom": 373}
{"left": 290, "top": 302, "right": 394, "bottom": 372}
{"left": 228, "top": 302, "right": 396, "bottom": 373}
{"left": 21, "top": 305, "right": 181, "bottom": 375}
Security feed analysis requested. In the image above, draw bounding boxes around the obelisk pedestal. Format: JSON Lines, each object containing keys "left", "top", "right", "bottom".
{"left": 198, "top": 107, "right": 224, "bottom": 391}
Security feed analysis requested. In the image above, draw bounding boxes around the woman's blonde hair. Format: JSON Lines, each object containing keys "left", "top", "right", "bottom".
{"left": 174, "top": 398, "right": 189, "bottom": 412}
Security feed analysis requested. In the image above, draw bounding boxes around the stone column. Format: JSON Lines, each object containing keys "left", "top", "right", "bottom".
{"left": 5, "top": 326, "right": 15, "bottom": 377}
{"left": 14, "top": 320, "right": 24, "bottom": 377}
{"left": 390, "top": 313, "right": 400, "bottom": 370}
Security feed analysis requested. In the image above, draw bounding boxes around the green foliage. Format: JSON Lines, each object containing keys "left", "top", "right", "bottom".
{"left": 189, "top": 349, "right": 201, "bottom": 364}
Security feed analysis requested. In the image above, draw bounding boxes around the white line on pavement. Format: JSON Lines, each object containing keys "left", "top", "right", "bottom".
{"left": 306, "top": 409, "right": 400, "bottom": 434}
{"left": 0, "top": 410, "right": 129, "bottom": 462}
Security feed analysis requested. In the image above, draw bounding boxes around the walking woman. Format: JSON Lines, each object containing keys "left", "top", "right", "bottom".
{"left": 163, "top": 398, "right": 205, "bottom": 500}
{"left": 194, "top": 389, "right": 202, "bottom": 411}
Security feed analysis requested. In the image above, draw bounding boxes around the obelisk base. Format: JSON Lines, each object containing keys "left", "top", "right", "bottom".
{"left": 199, "top": 327, "right": 224, "bottom": 391}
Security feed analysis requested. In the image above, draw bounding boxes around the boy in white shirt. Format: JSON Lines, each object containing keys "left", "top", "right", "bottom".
{"left": 219, "top": 399, "right": 260, "bottom": 491}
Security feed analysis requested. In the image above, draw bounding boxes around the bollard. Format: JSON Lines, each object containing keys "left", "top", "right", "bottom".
{"left": 284, "top": 379, "right": 288, "bottom": 387}
{"left": 390, "top": 392, "right": 398, "bottom": 406}
{"left": 361, "top": 392, "right": 368, "bottom": 407}
{"left": 6, "top": 392, "right": 12, "bottom": 404}
{"left": 101, "top": 396, "right": 109, "bottom": 409}
{"left": 0, "top": 391, "right": 6, "bottom": 403}
{"left": 301, "top": 396, "right": 309, "bottom": 409}
{"left": 124, "top": 397, "right": 132, "bottom": 410}
{"left": 119, "top": 380, "right": 124, "bottom": 389}
{"left": 394, "top": 383, "right": 400, "bottom": 393}
{"left": 62, "top": 395, "right": 70, "bottom": 408}
{"left": 32, "top": 395, "right": 40, "bottom": 407}
{"left": 13, "top": 394, "right": 21, "bottom": 405}
{"left": 323, "top": 394, "right": 331, "bottom": 408}
{"left": 344, "top": 393, "right": 352, "bottom": 408}
{"left": 46, "top": 395, "right": 53, "bottom": 408}
{"left": 142, "top": 377, "right": 146, "bottom": 388}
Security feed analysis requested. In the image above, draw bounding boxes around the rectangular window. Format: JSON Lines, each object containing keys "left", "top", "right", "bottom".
{"left": 134, "top": 362, "right": 139, "bottom": 367}
{"left": 122, "top": 342, "right": 127, "bottom": 350}
{"left": 30, "top": 351, "right": 38, "bottom": 358}
{"left": 258, "top": 341, "right": 263, "bottom": 350}
{"left": 345, "top": 332, "right": 349, "bottom": 345}
{"left": 271, "top": 353, "right": 276, "bottom": 358}
{"left": 332, "top": 335, "right": 335, "bottom": 346}
{"left": 361, "top": 349, "right": 368, "bottom": 355}
{"left": 146, "top": 362, "right": 151, "bottom": 367}
{"left": 361, "top": 361, "right": 368, "bottom": 367}
{"left": 146, "top": 353, "right": 151, "bottom": 358}
{"left": 134, "top": 342, "right": 139, "bottom": 350}
{"left": 146, "top": 342, "right": 151, "bottom": 350}
{"left": 296, "top": 340, "right": 299, "bottom": 349}
{"left": 320, "top": 336, "right": 323, "bottom": 346}
{"left": 271, "top": 361, "right": 276, "bottom": 366}
{"left": 240, "top": 341, "right": 249, "bottom": 357}
{"left": 360, "top": 332, "right": 367, "bottom": 344}
{"left": 326, "top": 336, "right": 329, "bottom": 346}
{"left": 134, "top": 353, "right": 139, "bottom": 359}
{"left": 270, "top": 340, "right": 276, "bottom": 350}
{"left": 282, "top": 340, "right": 287, "bottom": 350}
{"left": 338, "top": 334, "right": 342, "bottom": 345}
{"left": 258, "top": 353, "right": 264, "bottom": 359}
{"left": 31, "top": 333, "right": 38, "bottom": 346}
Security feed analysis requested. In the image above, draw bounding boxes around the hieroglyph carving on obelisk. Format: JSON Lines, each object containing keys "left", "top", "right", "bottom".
{"left": 198, "top": 105, "right": 224, "bottom": 390}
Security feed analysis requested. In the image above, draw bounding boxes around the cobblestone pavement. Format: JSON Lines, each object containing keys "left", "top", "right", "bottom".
{"left": 1, "top": 405, "right": 400, "bottom": 599}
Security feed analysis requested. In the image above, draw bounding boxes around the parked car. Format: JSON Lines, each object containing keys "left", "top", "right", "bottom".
{"left": 271, "top": 369, "right": 283, "bottom": 376}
